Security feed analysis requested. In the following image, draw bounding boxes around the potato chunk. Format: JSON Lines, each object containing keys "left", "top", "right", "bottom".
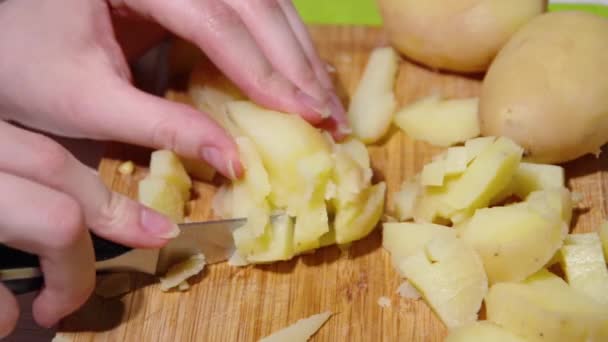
{"left": 600, "top": 222, "right": 608, "bottom": 262}
{"left": 560, "top": 233, "right": 608, "bottom": 304}
{"left": 348, "top": 47, "right": 399, "bottom": 143}
{"left": 394, "top": 95, "right": 480, "bottom": 147}
{"left": 459, "top": 205, "right": 565, "bottom": 284}
{"left": 149, "top": 150, "right": 192, "bottom": 200}
{"left": 138, "top": 177, "right": 185, "bottom": 223}
{"left": 334, "top": 182, "right": 386, "bottom": 244}
{"left": 486, "top": 277, "right": 608, "bottom": 342}
{"left": 382, "top": 222, "right": 455, "bottom": 267}
{"left": 399, "top": 235, "right": 487, "bottom": 329}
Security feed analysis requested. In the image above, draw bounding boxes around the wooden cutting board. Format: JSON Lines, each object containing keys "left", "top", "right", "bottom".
{"left": 58, "top": 25, "right": 608, "bottom": 342}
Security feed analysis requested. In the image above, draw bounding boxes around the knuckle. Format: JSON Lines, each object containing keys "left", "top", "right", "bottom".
{"left": 94, "top": 192, "right": 130, "bottom": 233}
{"left": 201, "top": 0, "right": 241, "bottom": 31}
{"left": 46, "top": 195, "right": 84, "bottom": 249}
{"left": 151, "top": 117, "right": 179, "bottom": 152}
{"left": 31, "top": 136, "right": 71, "bottom": 180}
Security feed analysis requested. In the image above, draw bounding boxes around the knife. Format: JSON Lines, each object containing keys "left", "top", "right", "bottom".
{"left": 0, "top": 217, "right": 247, "bottom": 295}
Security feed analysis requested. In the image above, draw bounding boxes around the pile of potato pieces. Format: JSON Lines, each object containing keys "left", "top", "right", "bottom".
{"left": 383, "top": 135, "right": 608, "bottom": 341}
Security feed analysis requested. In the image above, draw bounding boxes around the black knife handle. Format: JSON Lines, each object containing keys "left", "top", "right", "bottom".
{"left": 1, "top": 234, "right": 133, "bottom": 295}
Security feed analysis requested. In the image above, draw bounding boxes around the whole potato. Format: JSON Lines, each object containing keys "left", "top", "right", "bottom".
{"left": 479, "top": 11, "right": 608, "bottom": 164}
{"left": 376, "top": 0, "right": 546, "bottom": 73}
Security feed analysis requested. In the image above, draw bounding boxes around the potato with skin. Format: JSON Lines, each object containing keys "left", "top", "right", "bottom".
{"left": 376, "top": 0, "right": 546, "bottom": 72}
{"left": 479, "top": 11, "right": 608, "bottom": 163}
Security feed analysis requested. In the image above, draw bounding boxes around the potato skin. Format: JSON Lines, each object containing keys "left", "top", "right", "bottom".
{"left": 376, "top": 0, "right": 546, "bottom": 73}
{"left": 479, "top": 11, "right": 608, "bottom": 164}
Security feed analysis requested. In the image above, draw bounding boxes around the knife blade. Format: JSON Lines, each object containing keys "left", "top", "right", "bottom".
{"left": 0, "top": 217, "right": 248, "bottom": 294}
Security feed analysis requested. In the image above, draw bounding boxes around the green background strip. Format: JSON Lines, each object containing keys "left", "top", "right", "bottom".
{"left": 292, "top": 0, "right": 608, "bottom": 25}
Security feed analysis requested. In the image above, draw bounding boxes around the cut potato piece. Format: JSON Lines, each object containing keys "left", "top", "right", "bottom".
{"left": 382, "top": 222, "right": 455, "bottom": 267}
{"left": 442, "top": 137, "right": 523, "bottom": 212}
{"left": 444, "top": 147, "right": 467, "bottom": 176}
{"left": 331, "top": 147, "right": 370, "bottom": 206}
{"left": 394, "top": 95, "right": 480, "bottom": 147}
{"left": 245, "top": 214, "right": 295, "bottom": 263}
{"left": 524, "top": 268, "right": 567, "bottom": 288}
{"left": 149, "top": 150, "right": 192, "bottom": 200}
{"left": 227, "top": 101, "right": 332, "bottom": 213}
{"left": 600, "top": 222, "right": 608, "bottom": 262}
{"left": 393, "top": 177, "right": 422, "bottom": 221}
{"left": 399, "top": 234, "right": 487, "bottom": 329}
{"left": 420, "top": 159, "right": 445, "bottom": 186}
{"left": 486, "top": 279, "right": 608, "bottom": 342}
{"left": 412, "top": 176, "right": 460, "bottom": 223}
{"left": 348, "top": 47, "right": 399, "bottom": 143}
{"left": 464, "top": 136, "right": 496, "bottom": 164}
{"left": 446, "top": 321, "right": 527, "bottom": 342}
{"left": 337, "top": 138, "right": 371, "bottom": 171}
{"left": 459, "top": 205, "right": 564, "bottom": 284}
{"left": 560, "top": 233, "right": 608, "bottom": 304}
{"left": 493, "top": 162, "right": 565, "bottom": 204}
{"left": 334, "top": 182, "right": 386, "bottom": 244}
{"left": 526, "top": 188, "right": 572, "bottom": 226}
{"left": 259, "top": 311, "right": 332, "bottom": 342}
{"left": 138, "top": 176, "right": 185, "bottom": 223}
{"left": 159, "top": 254, "right": 206, "bottom": 292}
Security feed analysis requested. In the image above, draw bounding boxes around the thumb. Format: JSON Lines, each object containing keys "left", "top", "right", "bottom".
{"left": 80, "top": 77, "right": 242, "bottom": 179}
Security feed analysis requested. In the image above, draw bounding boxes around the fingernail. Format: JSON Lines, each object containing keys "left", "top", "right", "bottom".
{"left": 296, "top": 91, "right": 331, "bottom": 119}
{"left": 140, "top": 207, "right": 180, "bottom": 239}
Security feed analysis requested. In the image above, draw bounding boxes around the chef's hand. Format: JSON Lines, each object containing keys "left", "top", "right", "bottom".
{"left": 0, "top": 0, "right": 346, "bottom": 337}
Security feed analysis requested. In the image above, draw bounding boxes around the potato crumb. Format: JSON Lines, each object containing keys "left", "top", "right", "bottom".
{"left": 377, "top": 296, "right": 392, "bottom": 308}
{"left": 118, "top": 161, "right": 135, "bottom": 175}
{"left": 396, "top": 281, "right": 421, "bottom": 300}
{"left": 571, "top": 191, "right": 584, "bottom": 205}
{"left": 159, "top": 253, "right": 206, "bottom": 291}
{"left": 325, "top": 181, "right": 337, "bottom": 200}
{"left": 95, "top": 273, "right": 132, "bottom": 299}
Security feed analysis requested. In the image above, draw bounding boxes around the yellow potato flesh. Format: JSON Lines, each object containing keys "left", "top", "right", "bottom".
{"left": 334, "top": 182, "right": 386, "bottom": 244}
{"left": 459, "top": 205, "right": 564, "bottom": 284}
{"left": 446, "top": 321, "right": 527, "bottom": 342}
{"left": 486, "top": 280, "right": 608, "bottom": 342}
{"left": 149, "top": 150, "right": 192, "bottom": 200}
{"left": 393, "top": 177, "right": 421, "bottom": 221}
{"left": 138, "top": 177, "right": 185, "bottom": 223}
{"left": 348, "top": 47, "right": 399, "bottom": 144}
{"left": 399, "top": 234, "right": 487, "bottom": 329}
{"left": 492, "top": 162, "right": 565, "bottom": 204}
{"left": 394, "top": 95, "right": 480, "bottom": 147}
{"left": 442, "top": 137, "right": 523, "bottom": 212}
{"left": 601, "top": 222, "right": 608, "bottom": 262}
{"left": 560, "top": 233, "right": 608, "bottom": 304}
{"left": 382, "top": 222, "right": 455, "bottom": 267}
{"left": 479, "top": 11, "right": 608, "bottom": 163}
{"left": 377, "top": 0, "right": 546, "bottom": 72}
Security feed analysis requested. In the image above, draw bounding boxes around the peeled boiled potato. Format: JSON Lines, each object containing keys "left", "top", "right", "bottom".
{"left": 382, "top": 222, "right": 455, "bottom": 267}
{"left": 399, "top": 234, "right": 488, "bottom": 329}
{"left": 376, "top": 0, "right": 546, "bottom": 72}
{"left": 219, "top": 101, "right": 384, "bottom": 263}
{"left": 479, "top": 11, "right": 608, "bottom": 163}
{"left": 601, "top": 222, "right": 608, "bottom": 261}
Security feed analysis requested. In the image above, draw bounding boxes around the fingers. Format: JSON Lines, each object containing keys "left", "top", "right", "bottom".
{"left": 75, "top": 78, "right": 243, "bottom": 178}
{"left": 127, "top": 0, "right": 334, "bottom": 124}
{"left": 0, "top": 172, "right": 95, "bottom": 328}
{"left": 0, "top": 121, "right": 179, "bottom": 248}
{"left": 222, "top": 0, "right": 329, "bottom": 107}
{"left": 0, "top": 283, "right": 19, "bottom": 338}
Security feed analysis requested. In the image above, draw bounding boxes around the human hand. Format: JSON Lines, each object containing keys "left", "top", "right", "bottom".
{"left": 0, "top": 0, "right": 345, "bottom": 335}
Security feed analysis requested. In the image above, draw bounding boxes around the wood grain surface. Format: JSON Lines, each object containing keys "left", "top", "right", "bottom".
{"left": 57, "top": 25, "right": 608, "bottom": 342}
